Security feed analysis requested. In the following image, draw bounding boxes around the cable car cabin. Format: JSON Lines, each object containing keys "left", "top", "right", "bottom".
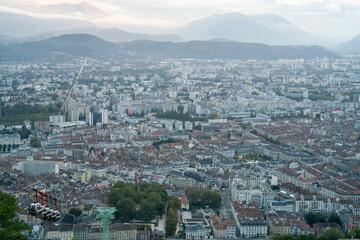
{"left": 28, "top": 189, "right": 61, "bottom": 222}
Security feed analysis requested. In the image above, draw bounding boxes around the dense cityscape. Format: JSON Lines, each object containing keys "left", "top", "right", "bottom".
{"left": 1, "top": 54, "right": 360, "bottom": 239}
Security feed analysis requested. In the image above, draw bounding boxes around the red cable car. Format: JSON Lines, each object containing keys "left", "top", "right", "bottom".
{"left": 28, "top": 189, "right": 42, "bottom": 217}
{"left": 28, "top": 189, "right": 61, "bottom": 222}
{"left": 51, "top": 198, "right": 61, "bottom": 222}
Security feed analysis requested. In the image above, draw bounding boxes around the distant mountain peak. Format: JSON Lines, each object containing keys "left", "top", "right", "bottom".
{"left": 252, "top": 14, "right": 290, "bottom": 24}
{"left": 0, "top": 33, "right": 120, "bottom": 61}
{"left": 342, "top": 33, "right": 360, "bottom": 51}
{"left": 0, "top": 12, "right": 94, "bottom": 37}
{"left": 177, "top": 12, "right": 319, "bottom": 45}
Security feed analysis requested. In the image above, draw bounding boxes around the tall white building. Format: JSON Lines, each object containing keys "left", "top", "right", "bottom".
{"left": 295, "top": 195, "right": 324, "bottom": 213}
{"left": 101, "top": 109, "right": 108, "bottom": 124}
{"left": 231, "top": 175, "right": 275, "bottom": 208}
{"left": 303, "top": 90, "right": 309, "bottom": 99}
{"left": 184, "top": 121, "right": 193, "bottom": 130}
{"left": 271, "top": 175, "right": 278, "bottom": 186}
{"left": 174, "top": 121, "right": 183, "bottom": 131}
{"left": 17, "top": 156, "right": 59, "bottom": 176}
{"left": 49, "top": 115, "right": 65, "bottom": 124}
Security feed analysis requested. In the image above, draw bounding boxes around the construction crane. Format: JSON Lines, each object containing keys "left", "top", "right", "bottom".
{"left": 58, "top": 58, "right": 87, "bottom": 115}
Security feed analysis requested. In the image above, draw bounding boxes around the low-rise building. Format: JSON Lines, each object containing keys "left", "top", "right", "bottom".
{"left": 267, "top": 212, "right": 312, "bottom": 236}
{"left": 181, "top": 195, "right": 190, "bottom": 210}
{"left": 231, "top": 201, "right": 267, "bottom": 238}
{"left": 210, "top": 216, "right": 237, "bottom": 239}
{"left": 267, "top": 212, "right": 292, "bottom": 235}
{"left": 74, "top": 170, "right": 92, "bottom": 183}
{"left": 0, "top": 133, "right": 22, "bottom": 145}
{"left": 345, "top": 214, "right": 360, "bottom": 233}
{"left": 186, "top": 223, "right": 207, "bottom": 239}
{"left": 270, "top": 200, "right": 294, "bottom": 213}
{"left": 170, "top": 177, "right": 196, "bottom": 189}
{"left": 45, "top": 224, "right": 74, "bottom": 240}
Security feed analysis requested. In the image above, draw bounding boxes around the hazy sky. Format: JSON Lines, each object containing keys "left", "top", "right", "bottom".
{"left": 1, "top": 0, "right": 360, "bottom": 40}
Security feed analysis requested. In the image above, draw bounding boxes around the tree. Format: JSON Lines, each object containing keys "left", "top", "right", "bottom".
{"left": 271, "top": 234, "right": 294, "bottom": 240}
{"left": 18, "top": 126, "right": 31, "bottom": 139}
{"left": 295, "top": 234, "right": 316, "bottom": 240}
{"left": 314, "top": 212, "right": 326, "bottom": 224}
{"left": 187, "top": 190, "right": 202, "bottom": 209}
{"left": 306, "top": 212, "right": 327, "bottom": 227}
{"left": 152, "top": 138, "right": 180, "bottom": 149}
{"left": 328, "top": 213, "right": 342, "bottom": 227}
{"left": 115, "top": 198, "right": 136, "bottom": 222}
{"left": 187, "top": 190, "right": 221, "bottom": 210}
{"left": 51, "top": 93, "right": 58, "bottom": 101}
{"left": 30, "top": 137, "right": 40, "bottom": 148}
{"left": 346, "top": 225, "right": 360, "bottom": 238}
{"left": 202, "top": 191, "right": 221, "bottom": 209}
{"left": 69, "top": 207, "right": 82, "bottom": 217}
{"left": 138, "top": 199, "right": 156, "bottom": 221}
{"left": 0, "top": 192, "right": 31, "bottom": 239}
{"left": 108, "top": 182, "right": 168, "bottom": 223}
{"left": 166, "top": 208, "right": 177, "bottom": 236}
{"left": 272, "top": 234, "right": 316, "bottom": 240}
{"left": 319, "top": 228, "right": 343, "bottom": 240}
{"left": 166, "top": 197, "right": 179, "bottom": 237}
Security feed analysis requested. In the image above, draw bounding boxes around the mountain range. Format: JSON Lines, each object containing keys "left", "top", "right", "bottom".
{"left": 0, "top": 34, "right": 120, "bottom": 61}
{"left": 177, "top": 13, "right": 319, "bottom": 45}
{"left": 342, "top": 34, "right": 360, "bottom": 52}
{"left": 22, "top": 27, "right": 184, "bottom": 43}
{"left": 0, "top": 11, "right": 358, "bottom": 52}
{"left": 119, "top": 40, "right": 337, "bottom": 60}
{"left": 0, "top": 12, "right": 321, "bottom": 45}
{"left": 0, "top": 34, "right": 337, "bottom": 62}
{"left": 0, "top": 12, "right": 94, "bottom": 38}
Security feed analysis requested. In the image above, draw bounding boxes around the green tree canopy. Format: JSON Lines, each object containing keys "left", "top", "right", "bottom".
{"left": 0, "top": 103, "right": 60, "bottom": 124}
{"left": 30, "top": 137, "right": 40, "bottom": 148}
{"left": 166, "top": 197, "right": 179, "bottom": 237}
{"left": 314, "top": 212, "right": 326, "bottom": 224}
{"left": 69, "top": 207, "right": 83, "bottom": 217}
{"left": 271, "top": 234, "right": 316, "bottom": 240}
{"left": 187, "top": 190, "right": 221, "bottom": 210}
{"left": 327, "top": 213, "right": 342, "bottom": 226}
{"left": 271, "top": 234, "right": 294, "bottom": 240}
{"left": 346, "top": 225, "right": 360, "bottom": 238}
{"left": 0, "top": 192, "right": 31, "bottom": 240}
{"left": 108, "top": 182, "right": 168, "bottom": 222}
{"left": 318, "top": 228, "right": 343, "bottom": 240}
{"left": 306, "top": 212, "right": 326, "bottom": 227}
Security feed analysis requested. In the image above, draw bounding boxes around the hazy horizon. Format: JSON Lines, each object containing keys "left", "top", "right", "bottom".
{"left": 0, "top": 0, "right": 360, "bottom": 41}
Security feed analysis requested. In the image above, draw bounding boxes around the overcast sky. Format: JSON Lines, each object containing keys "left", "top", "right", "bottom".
{"left": 1, "top": 0, "right": 360, "bottom": 40}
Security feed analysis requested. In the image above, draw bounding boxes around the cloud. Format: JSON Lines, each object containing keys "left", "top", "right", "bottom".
{"left": 0, "top": 0, "right": 359, "bottom": 39}
{"left": 325, "top": 2, "right": 341, "bottom": 12}
{"left": 274, "top": 0, "right": 323, "bottom": 6}
{"left": 93, "top": 13, "right": 180, "bottom": 28}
